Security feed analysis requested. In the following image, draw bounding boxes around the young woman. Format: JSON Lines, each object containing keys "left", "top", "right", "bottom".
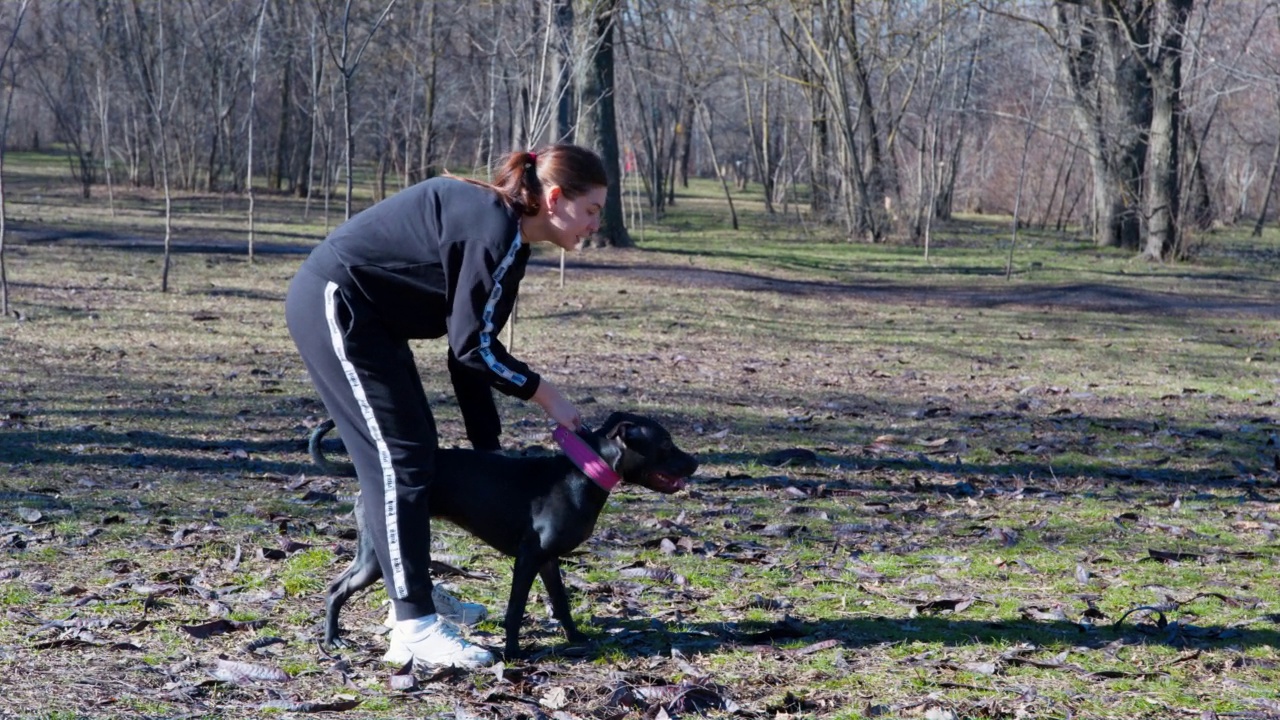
{"left": 285, "top": 145, "right": 608, "bottom": 668}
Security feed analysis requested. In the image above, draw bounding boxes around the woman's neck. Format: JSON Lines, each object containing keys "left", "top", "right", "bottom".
{"left": 519, "top": 214, "right": 550, "bottom": 245}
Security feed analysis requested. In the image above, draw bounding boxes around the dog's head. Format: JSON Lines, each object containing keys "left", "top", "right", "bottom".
{"left": 596, "top": 412, "right": 698, "bottom": 494}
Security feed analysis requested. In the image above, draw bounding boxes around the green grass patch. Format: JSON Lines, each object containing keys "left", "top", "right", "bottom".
{"left": 2, "top": 159, "right": 1280, "bottom": 717}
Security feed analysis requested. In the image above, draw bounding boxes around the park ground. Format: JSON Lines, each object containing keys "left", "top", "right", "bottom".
{"left": 3, "top": 156, "right": 1280, "bottom": 718}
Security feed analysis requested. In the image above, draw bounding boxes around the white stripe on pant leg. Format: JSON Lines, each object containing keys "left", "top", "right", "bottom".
{"left": 323, "top": 281, "right": 408, "bottom": 598}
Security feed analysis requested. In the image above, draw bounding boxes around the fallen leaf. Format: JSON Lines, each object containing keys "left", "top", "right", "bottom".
{"left": 788, "top": 639, "right": 839, "bottom": 656}
{"left": 619, "top": 565, "right": 687, "bottom": 585}
{"left": 1019, "top": 605, "right": 1070, "bottom": 622}
{"left": 986, "top": 527, "right": 1019, "bottom": 547}
{"left": 260, "top": 699, "right": 361, "bottom": 713}
{"left": 1075, "top": 564, "right": 1092, "bottom": 585}
{"left": 540, "top": 686, "right": 570, "bottom": 710}
{"left": 1146, "top": 549, "right": 1200, "bottom": 564}
{"left": 387, "top": 660, "right": 417, "bottom": 691}
{"left": 914, "top": 596, "right": 976, "bottom": 614}
{"left": 212, "top": 658, "right": 290, "bottom": 683}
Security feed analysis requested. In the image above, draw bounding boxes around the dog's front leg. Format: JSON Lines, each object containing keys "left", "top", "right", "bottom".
{"left": 538, "top": 559, "right": 587, "bottom": 644}
{"left": 503, "top": 547, "right": 543, "bottom": 659}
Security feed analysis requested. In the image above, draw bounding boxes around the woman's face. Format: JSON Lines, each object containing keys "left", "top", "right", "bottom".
{"left": 545, "top": 185, "right": 607, "bottom": 250}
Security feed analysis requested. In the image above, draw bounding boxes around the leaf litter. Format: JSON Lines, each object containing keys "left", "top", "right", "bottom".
{"left": 5, "top": 238, "right": 1280, "bottom": 717}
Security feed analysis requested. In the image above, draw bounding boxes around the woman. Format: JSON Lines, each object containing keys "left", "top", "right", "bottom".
{"left": 285, "top": 145, "right": 608, "bottom": 668}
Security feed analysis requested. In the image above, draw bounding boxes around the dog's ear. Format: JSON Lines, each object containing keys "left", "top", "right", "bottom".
{"left": 600, "top": 412, "right": 634, "bottom": 442}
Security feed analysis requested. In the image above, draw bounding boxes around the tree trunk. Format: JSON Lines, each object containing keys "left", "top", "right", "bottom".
{"left": 697, "top": 101, "right": 737, "bottom": 230}
{"left": 935, "top": 10, "right": 984, "bottom": 220}
{"left": 843, "top": 5, "right": 891, "bottom": 238}
{"left": 553, "top": 0, "right": 575, "bottom": 143}
{"left": 1144, "top": 61, "right": 1179, "bottom": 257}
{"left": 586, "top": 0, "right": 630, "bottom": 248}
{"left": 1054, "top": 1, "right": 1149, "bottom": 251}
{"left": 246, "top": 0, "right": 268, "bottom": 263}
{"left": 0, "top": 1, "right": 26, "bottom": 317}
{"left": 1141, "top": 0, "right": 1192, "bottom": 261}
{"left": 808, "top": 77, "right": 831, "bottom": 218}
{"left": 677, "top": 96, "right": 694, "bottom": 188}
{"left": 274, "top": 3, "right": 294, "bottom": 193}
{"left": 1252, "top": 99, "right": 1280, "bottom": 238}
{"left": 1180, "top": 115, "right": 1215, "bottom": 232}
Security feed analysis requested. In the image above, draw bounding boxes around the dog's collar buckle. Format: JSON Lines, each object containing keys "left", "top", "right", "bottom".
{"left": 553, "top": 426, "right": 622, "bottom": 491}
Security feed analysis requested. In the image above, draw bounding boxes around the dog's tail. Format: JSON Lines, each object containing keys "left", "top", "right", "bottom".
{"left": 309, "top": 418, "right": 358, "bottom": 477}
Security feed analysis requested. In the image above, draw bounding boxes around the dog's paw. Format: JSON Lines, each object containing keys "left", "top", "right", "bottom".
{"left": 323, "top": 635, "right": 357, "bottom": 652}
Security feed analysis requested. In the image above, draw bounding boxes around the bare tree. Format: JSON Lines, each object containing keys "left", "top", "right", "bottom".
{"left": 9, "top": 0, "right": 1279, "bottom": 264}
{"left": 619, "top": 0, "right": 685, "bottom": 219}
{"left": 246, "top": 0, "right": 270, "bottom": 261}
{"left": 28, "top": 1, "right": 101, "bottom": 199}
{"left": 119, "top": 1, "right": 180, "bottom": 291}
{"left": 582, "top": 0, "right": 629, "bottom": 247}
{"left": 313, "top": 0, "right": 397, "bottom": 220}
{"left": 776, "top": 1, "right": 894, "bottom": 241}
{"left": 1134, "top": 0, "right": 1195, "bottom": 260}
{"left": 1007, "top": 81, "right": 1055, "bottom": 279}
{"left": 520, "top": 0, "right": 586, "bottom": 146}
{"left": 0, "top": 0, "right": 31, "bottom": 319}
{"left": 696, "top": 100, "right": 738, "bottom": 230}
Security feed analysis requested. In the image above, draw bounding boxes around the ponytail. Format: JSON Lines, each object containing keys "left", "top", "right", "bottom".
{"left": 459, "top": 144, "right": 608, "bottom": 216}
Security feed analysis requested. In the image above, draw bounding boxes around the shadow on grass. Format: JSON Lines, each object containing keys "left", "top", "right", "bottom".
{"left": 9, "top": 220, "right": 316, "bottom": 254}
{"left": 692, "top": 451, "right": 1263, "bottom": 492}
{"left": 539, "top": 256, "right": 1280, "bottom": 319}
{"left": 12, "top": 219, "right": 1278, "bottom": 319}
{"left": 0, "top": 427, "right": 314, "bottom": 477}
{"left": 3, "top": 394, "right": 1273, "bottom": 494}
{"left": 533, "top": 612, "right": 1280, "bottom": 661}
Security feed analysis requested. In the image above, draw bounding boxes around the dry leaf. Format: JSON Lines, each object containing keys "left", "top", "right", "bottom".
{"left": 180, "top": 618, "right": 265, "bottom": 639}
{"left": 260, "top": 699, "right": 361, "bottom": 713}
{"left": 212, "top": 658, "right": 290, "bottom": 683}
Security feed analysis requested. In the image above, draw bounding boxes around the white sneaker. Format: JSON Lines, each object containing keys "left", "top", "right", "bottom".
{"left": 431, "top": 585, "right": 489, "bottom": 625}
{"left": 382, "top": 614, "right": 495, "bottom": 669}
{"left": 383, "top": 586, "right": 488, "bottom": 629}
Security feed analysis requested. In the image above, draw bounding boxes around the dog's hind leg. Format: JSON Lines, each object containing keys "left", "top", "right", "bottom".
{"left": 323, "top": 532, "right": 382, "bottom": 648}
{"left": 538, "top": 559, "right": 587, "bottom": 644}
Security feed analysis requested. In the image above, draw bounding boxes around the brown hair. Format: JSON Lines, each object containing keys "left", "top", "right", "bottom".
{"left": 462, "top": 144, "right": 608, "bottom": 217}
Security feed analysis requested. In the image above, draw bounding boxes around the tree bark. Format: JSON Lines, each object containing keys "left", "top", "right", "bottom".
{"left": 1054, "top": 1, "right": 1148, "bottom": 251}
{"left": 586, "top": 0, "right": 630, "bottom": 248}
{"left": 0, "top": 0, "right": 29, "bottom": 318}
{"left": 1143, "top": 0, "right": 1192, "bottom": 261}
{"left": 842, "top": 3, "right": 891, "bottom": 239}
{"left": 553, "top": 0, "right": 575, "bottom": 143}
{"left": 1253, "top": 95, "right": 1280, "bottom": 238}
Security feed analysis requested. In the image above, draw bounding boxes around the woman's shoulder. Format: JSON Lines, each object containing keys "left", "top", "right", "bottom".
{"left": 425, "top": 177, "right": 519, "bottom": 240}
{"left": 422, "top": 174, "right": 490, "bottom": 197}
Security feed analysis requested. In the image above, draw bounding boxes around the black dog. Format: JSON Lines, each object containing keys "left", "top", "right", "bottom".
{"left": 311, "top": 411, "right": 698, "bottom": 659}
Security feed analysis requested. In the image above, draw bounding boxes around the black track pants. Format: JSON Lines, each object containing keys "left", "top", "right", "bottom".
{"left": 286, "top": 267, "right": 439, "bottom": 620}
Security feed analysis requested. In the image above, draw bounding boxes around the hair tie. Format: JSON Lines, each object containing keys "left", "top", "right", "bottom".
{"left": 528, "top": 152, "right": 538, "bottom": 163}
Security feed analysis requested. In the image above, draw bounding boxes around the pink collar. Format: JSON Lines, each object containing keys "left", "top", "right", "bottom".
{"left": 553, "top": 426, "right": 622, "bottom": 491}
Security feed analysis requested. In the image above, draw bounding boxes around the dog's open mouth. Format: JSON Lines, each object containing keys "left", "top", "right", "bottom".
{"left": 647, "top": 471, "right": 688, "bottom": 494}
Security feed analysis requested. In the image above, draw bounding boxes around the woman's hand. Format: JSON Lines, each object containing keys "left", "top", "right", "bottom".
{"left": 531, "top": 380, "right": 582, "bottom": 430}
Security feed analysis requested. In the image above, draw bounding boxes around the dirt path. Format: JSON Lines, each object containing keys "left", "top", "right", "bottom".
{"left": 12, "top": 221, "right": 1278, "bottom": 319}
{"left": 558, "top": 258, "right": 1280, "bottom": 319}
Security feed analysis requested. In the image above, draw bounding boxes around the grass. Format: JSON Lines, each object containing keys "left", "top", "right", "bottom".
{"left": 2, "top": 157, "right": 1280, "bottom": 717}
